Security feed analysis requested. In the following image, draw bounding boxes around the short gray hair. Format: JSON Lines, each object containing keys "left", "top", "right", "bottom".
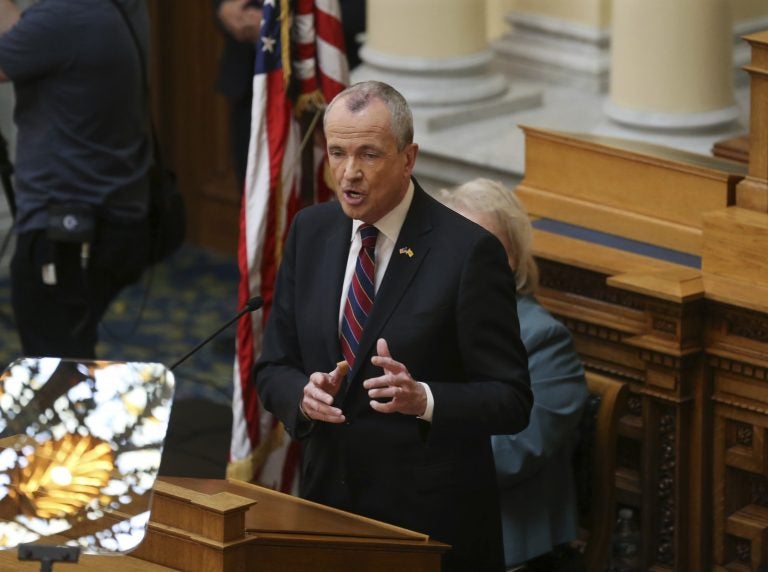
{"left": 324, "top": 81, "right": 414, "bottom": 151}
{"left": 436, "top": 178, "right": 539, "bottom": 295}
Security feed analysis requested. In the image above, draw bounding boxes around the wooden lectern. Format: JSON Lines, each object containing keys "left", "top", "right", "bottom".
{"left": 2, "top": 477, "right": 448, "bottom": 571}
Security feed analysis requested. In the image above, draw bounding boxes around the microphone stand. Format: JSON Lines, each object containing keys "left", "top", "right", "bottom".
{"left": 0, "top": 128, "right": 15, "bottom": 299}
{"left": 169, "top": 296, "right": 263, "bottom": 371}
{"left": 0, "top": 127, "right": 15, "bottom": 220}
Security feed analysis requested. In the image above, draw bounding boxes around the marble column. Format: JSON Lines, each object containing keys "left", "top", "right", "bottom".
{"left": 606, "top": 0, "right": 739, "bottom": 130}
{"left": 486, "top": 0, "right": 516, "bottom": 41}
{"left": 492, "top": 0, "right": 612, "bottom": 93}
{"left": 353, "top": 0, "right": 509, "bottom": 108}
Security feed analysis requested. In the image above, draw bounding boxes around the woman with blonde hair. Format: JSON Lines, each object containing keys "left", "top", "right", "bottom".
{"left": 437, "top": 178, "right": 588, "bottom": 572}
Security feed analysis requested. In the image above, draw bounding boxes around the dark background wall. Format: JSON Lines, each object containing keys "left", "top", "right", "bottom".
{"left": 148, "top": 1, "right": 241, "bottom": 256}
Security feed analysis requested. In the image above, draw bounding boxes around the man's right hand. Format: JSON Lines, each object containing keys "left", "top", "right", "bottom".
{"left": 300, "top": 362, "right": 348, "bottom": 423}
{"left": 0, "top": 0, "right": 20, "bottom": 39}
{"left": 217, "top": 0, "right": 262, "bottom": 43}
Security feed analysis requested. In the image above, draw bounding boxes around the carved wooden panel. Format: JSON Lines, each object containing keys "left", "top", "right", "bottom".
{"left": 530, "top": 238, "right": 768, "bottom": 572}
{"left": 713, "top": 404, "right": 768, "bottom": 570}
{"left": 711, "top": 300, "right": 768, "bottom": 571}
{"left": 535, "top": 256, "right": 707, "bottom": 571}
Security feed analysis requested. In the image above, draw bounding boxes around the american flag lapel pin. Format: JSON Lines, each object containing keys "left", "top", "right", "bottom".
{"left": 399, "top": 247, "right": 414, "bottom": 258}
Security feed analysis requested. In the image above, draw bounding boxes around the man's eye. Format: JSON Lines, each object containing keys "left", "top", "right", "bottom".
{"left": 363, "top": 152, "right": 378, "bottom": 159}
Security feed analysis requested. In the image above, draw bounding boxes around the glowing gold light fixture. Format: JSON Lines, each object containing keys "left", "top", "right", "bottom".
{"left": 8, "top": 434, "right": 114, "bottom": 520}
{"left": 0, "top": 358, "right": 175, "bottom": 555}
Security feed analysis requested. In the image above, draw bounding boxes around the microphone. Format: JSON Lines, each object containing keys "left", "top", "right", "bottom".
{"left": 169, "top": 296, "right": 263, "bottom": 371}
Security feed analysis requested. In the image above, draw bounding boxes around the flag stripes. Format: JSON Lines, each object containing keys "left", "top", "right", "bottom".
{"left": 228, "top": 0, "right": 348, "bottom": 492}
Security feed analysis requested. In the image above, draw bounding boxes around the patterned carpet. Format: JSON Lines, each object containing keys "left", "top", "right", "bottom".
{"left": 0, "top": 242, "right": 242, "bottom": 478}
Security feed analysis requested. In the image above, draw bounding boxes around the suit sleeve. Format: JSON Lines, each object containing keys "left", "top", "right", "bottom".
{"left": 492, "top": 319, "right": 588, "bottom": 486}
{"left": 254, "top": 215, "right": 311, "bottom": 439}
{"left": 428, "top": 232, "right": 533, "bottom": 436}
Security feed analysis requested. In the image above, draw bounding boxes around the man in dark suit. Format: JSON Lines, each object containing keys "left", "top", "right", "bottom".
{"left": 256, "top": 80, "right": 532, "bottom": 572}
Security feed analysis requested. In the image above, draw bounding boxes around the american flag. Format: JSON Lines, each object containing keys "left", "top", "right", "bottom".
{"left": 227, "top": 0, "right": 348, "bottom": 492}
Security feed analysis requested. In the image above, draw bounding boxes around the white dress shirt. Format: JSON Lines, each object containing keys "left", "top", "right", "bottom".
{"left": 337, "top": 181, "right": 435, "bottom": 421}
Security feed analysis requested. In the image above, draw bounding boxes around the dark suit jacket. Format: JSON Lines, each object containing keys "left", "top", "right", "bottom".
{"left": 256, "top": 182, "right": 532, "bottom": 572}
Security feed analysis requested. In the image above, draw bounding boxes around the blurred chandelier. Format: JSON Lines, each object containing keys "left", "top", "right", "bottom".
{"left": 7, "top": 434, "right": 114, "bottom": 519}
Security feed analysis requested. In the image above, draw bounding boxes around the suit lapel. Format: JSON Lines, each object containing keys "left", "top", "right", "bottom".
{"left": 319, "top": 213, "right": 352, "bottom": 365}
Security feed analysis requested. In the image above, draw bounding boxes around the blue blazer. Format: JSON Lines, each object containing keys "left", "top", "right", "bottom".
{"left": 257, "top": 183, "right": 532, "bottom": 572}
{"left": 492, "top": 295, "right": 588, "bottom": 568}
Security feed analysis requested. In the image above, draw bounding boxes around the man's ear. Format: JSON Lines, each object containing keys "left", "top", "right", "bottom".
{"left": 403, "top": 143, "right": 419, "bottom": 175}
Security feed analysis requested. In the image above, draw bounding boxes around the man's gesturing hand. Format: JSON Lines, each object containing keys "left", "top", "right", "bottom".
{"left": 365, "top": 338, "right": 427, "bottom": 416}
{"left": 300, "top": 361, "right": 348, "bottom": 423}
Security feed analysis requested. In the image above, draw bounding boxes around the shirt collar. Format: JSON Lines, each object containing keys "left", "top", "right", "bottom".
{"left": 351, "top": 180, "right": 415, "bottom": 243}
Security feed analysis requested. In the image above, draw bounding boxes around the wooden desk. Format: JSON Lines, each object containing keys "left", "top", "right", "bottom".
{"left": 513, "top": 62, "right": 768, "bottom": 563}
{"left": 0, "top": 478, "right": 448, "bottom": 571}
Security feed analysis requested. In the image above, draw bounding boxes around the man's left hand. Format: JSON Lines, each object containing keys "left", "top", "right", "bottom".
{"left": 365, "top": 338, "right": 427, "bottom": 416}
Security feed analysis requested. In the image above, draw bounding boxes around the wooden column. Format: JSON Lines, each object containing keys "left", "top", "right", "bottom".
{"left": 732, "top": 0, "right": 768, "bottom": 83}
{"left": 703, "top": 36, "right": 768, "bottom": 288}
{"left": 735, "top": 31, "right": 768, "bottom": 212}
{"left": 701, "top": 31, "right": 768, "bottom": 572}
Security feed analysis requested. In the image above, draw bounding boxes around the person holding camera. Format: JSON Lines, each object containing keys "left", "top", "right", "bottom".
{"left": 0, "top": 0, "right": 152, "bottom": 359}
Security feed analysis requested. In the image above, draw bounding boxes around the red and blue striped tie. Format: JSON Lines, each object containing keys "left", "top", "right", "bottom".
{"left": 340, "top": 224, "right": 378, "bottom": 369}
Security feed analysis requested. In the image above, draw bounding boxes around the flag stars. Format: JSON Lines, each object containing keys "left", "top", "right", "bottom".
{"left": 262, "top": 35, "right": 277, "bottom": 53}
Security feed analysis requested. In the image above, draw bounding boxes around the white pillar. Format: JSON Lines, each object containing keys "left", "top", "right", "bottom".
{"left": 492, "top": 0, "right": 612, "bottom": 93}
{"left": 354, "top": 0, "right": 508, "bottom": 107}
{"left": 606, "top": 0, "right": 738, "bottom": 130}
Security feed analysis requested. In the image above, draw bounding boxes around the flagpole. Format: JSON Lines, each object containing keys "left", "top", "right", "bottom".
{"left": 291, "top": 105, "right": 325, "bottom": 208}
